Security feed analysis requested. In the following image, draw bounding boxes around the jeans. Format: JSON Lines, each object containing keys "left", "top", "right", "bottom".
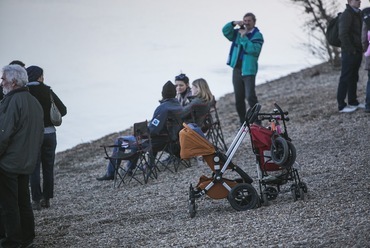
{"left": 0, "top": 169, "right": 35, "bottom": 247}
{"left": 106, "top": 136, "right": 137, "bottom": 176}
{"left": 366, "top": 70, "right": 370, "bottom": 110}
{"left": 337, "top": 51, "right": 362, "bottom": 110}
{"left": 30, "top": 132, "right": 57, "bottom": 202}
{"left": 232, "top": 68, "right": 258, "bottom": 124}
{"left": 106, "top": 135, "right": 167, "bottom": 176}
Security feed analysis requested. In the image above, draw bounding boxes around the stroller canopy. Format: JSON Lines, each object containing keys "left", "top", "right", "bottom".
{"left": 179, "top": 123, "right": 215, "bottom": 159}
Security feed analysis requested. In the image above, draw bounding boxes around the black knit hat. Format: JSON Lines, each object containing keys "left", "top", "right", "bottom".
{"left": 162, "top": 80, "right": 176, "bottom": 99}
{"left": 26, "top": 66, "right": 43, "bottom": 82}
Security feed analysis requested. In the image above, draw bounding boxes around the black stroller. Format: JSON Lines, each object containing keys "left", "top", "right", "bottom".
{"left": 246, "top": 103, "right": 307, "bottom": 205}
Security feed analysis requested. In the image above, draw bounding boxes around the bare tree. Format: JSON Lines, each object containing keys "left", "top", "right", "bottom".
{"left": 287, "top": 0, "right": 342, "bottom": 67}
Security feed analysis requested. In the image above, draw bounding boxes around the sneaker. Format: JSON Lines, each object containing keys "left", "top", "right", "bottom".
{"left": 32, "top": 201, "right": 41, "bottom": 211}
{"left": 339, "top": 105, "right": 357, "bottom": 113}
{"left": 348, "top": 103, "right": 365, "bottom": 109}
{"left": 40, "top": 198, "right": 50, "bottom": 208}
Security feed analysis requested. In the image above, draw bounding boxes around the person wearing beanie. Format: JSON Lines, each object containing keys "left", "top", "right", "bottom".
{"left": 97, "top": 80, "right": 183, "bottom": 181}
{"left": 25, "top": 65, "right": 67, "bottom": 211}
{"left": 175, "top": 73, "right": 192, "bottom": 107}
{"left": 26, "top": 65, "right": 44, "bottom": 82}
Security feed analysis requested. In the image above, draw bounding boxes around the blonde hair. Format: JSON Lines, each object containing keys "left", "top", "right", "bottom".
{"left": 192, "top": 78, "right": 213, "bottom": 102}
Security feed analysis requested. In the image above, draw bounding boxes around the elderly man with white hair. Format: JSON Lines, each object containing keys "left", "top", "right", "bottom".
{"left": 0, "top": 64, "right": 44, "bottom": 248}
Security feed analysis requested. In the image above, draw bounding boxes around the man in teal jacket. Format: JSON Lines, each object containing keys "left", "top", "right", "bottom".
{"left": 223, "top": 12, "right": 264, "bottom": 124}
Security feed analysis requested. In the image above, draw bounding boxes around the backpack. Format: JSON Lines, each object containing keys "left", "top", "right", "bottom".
{"left": 325, "top": 12, "right": 342, "bottom": 47}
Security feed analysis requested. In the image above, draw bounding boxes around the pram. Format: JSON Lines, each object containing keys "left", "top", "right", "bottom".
{"left": 248, "top": 103, "right": 307, "bottom": 205}
{"left": 180, "top": 121, "right": 259, "bottom": 218}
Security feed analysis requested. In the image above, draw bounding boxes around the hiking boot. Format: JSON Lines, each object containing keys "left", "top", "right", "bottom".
{"left": 40, "top": 198, "right": 50, "bottom": 208}
{"left": 32, "top": 201, "right": 41, "bottom": 211}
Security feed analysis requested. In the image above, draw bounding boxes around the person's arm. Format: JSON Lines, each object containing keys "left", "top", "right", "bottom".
{"left": 148, "top": 106, "right": 167, "bottom": 136}
{"left": 339, "top": 11, "right": 356, "bottom": 53}
{"left": 361, "top": 21, "right": 368, "bottom": 52}
{"left": 222, "top": 21, "right": 238, "bottom": 41}
{"left": 51, "top": 90, "right": 67, "bottom": 116}
{"left": 239, "top": 31, "right": 264, "bottom": 57}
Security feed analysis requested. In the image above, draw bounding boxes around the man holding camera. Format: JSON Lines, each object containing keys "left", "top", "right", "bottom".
{"left": 222, "top": 12, "right": 264, "bottom": 125}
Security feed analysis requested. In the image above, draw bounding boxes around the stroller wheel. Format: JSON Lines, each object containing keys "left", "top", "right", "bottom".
{"left": 246, "top": 103, "right": 261, "bottom": 124}
{"left": 271, "top": 136, "right": 289, "bottom": 166}
{"left": 263, "top": 186, "right": 278, "bottom": 200}
{"left": 189, "top": 184, "right": 196, "bottom": 218}
{"left": 281, "top": 141, "right": 296, "bottom": 169}
{"left": 227, "top": 183, "right": 258, "bottom": 211}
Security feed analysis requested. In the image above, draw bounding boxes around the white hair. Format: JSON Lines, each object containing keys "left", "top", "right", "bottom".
{"left": 2, "top": 64, "right": 28, "bottom": 87}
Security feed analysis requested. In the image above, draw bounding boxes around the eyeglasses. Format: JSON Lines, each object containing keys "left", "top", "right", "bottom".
{"left": 175, "top": 74, "right": 187, "bottom": 80}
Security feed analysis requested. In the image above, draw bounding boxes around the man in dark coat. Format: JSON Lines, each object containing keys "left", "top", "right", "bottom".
{"left": 0, "top": 64, "right": 44, "bottom": 248}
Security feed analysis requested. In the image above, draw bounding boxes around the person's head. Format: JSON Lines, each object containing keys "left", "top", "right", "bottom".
{"left": 191, "top": 78, "right": 213, "bottom": 102}
{"left": 175, "top": 73, "right": 190, "bottom": 94}
{"left": 9, "top": 60, "right": 26, "bottom": 67}
{"left": 348, "top": 0, "right": 361, "bottom": 9}
{"left": 161, "top": 80, "right": 177, "bottom": 100}
{"left": 1, "top": 65, "right": 28, "bottom": 95}
{"left": 243, "top": 12, "right": 256, "bottom": 31}
{"left": 26, "top": 65, "right": 44, "bottom": 82}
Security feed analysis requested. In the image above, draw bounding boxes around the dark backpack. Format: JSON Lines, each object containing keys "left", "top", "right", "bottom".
{"left": 325, "top": 12, "right": 342, "bottom": 47}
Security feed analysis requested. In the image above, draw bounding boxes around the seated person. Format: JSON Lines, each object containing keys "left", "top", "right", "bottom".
{"left": 181, "top": 78, "right": 214, "bottom": 127}
{"left": 97, "top": 81, "right": 183, "bottom": 181}
{"left": 175, "top": 73, "right": 192, "bottom": 106}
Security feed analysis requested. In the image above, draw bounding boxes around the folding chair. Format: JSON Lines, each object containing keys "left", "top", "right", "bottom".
{"left": 101, "top": 120, "right": 157, "bottom": 188}
{"left": 155, "top": 110, "right": 191, "bottom": 172}
{"left": 167, "top": 110, "right": 191, "bottom": 172}
{"left": 202, "top": 100, "right": 228, "bottom": 152}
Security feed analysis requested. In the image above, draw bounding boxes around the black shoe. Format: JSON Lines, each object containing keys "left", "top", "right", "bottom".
{"left": 96, "top": 175, "right": 114, "bottom": 181}
{"left": 40, "top": 198, "right": 50, "bottom": 208}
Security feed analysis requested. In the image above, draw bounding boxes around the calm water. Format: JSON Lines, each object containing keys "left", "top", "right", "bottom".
{"left": 0, "top": 0, "right": 356, "bottom": 152}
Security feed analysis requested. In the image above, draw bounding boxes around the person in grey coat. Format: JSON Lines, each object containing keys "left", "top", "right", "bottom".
{"left": 0, "top": 65, "right": 44, "bottom": 248}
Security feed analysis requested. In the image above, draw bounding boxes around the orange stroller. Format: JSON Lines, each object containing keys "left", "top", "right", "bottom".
{"left": 180, "top": 123, "right": 259, "bottom": 218}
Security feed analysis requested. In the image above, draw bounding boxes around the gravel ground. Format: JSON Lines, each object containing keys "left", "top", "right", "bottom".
{"left": 35, "top": 62, "right": 370, "bottom": 247}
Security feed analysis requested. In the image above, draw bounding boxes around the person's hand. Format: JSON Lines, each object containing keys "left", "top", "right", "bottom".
{"left": 233, "top": 21, "right": 244, "bottom": 26}
{"left": 238, "top": 28, "right": 248, "bottom": 37}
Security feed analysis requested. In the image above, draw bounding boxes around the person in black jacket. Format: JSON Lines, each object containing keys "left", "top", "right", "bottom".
{"left": 97, "top": 81, "right": 182, "bottom": 181}
{"left": 26, "top": 65, "right": 67, "bottom": 210}
{"left": 0, "top": 64, "right": 44, "bottom": 248}
{"left": 337, "top": 0, "right": 365, "bottom": 113}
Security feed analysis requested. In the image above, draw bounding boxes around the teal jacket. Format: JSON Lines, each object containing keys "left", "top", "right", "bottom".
{"left": 222, "top": 22, "right": 264, "bottom": 76}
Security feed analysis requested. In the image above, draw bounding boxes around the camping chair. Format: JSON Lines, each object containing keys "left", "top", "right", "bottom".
{"left": 101, "top": 120, "right": 157, "bottom": 188}
{"left": 156, "top": 110, "right": 191, "bottom": 172}
{"left": 202, "top": 100, "right": 228, "bottom": 152}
